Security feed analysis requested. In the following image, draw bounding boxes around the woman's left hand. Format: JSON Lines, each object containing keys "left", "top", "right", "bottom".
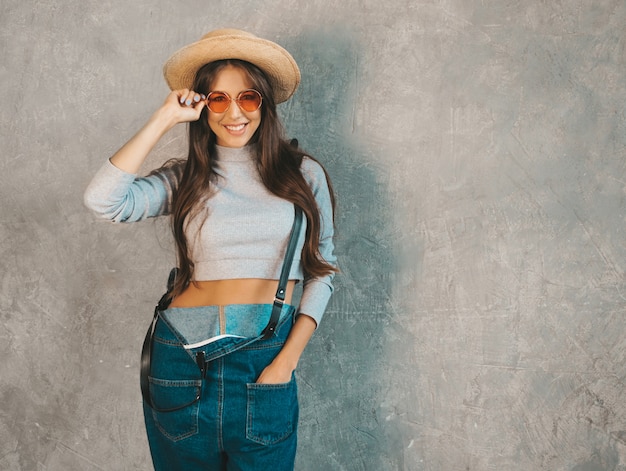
{"left": 256, "top": 360, "right": 294, "bottom": 384}
{"left": 255, "top": 314, "right": 316, "bottom": 384}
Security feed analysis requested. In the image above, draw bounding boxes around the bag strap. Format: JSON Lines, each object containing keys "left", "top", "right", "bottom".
{"left": 140, "top": 268, "right": 177, "bottom": 409}
{"left": 261, "top": 205, "right": 303, "bottom": 339}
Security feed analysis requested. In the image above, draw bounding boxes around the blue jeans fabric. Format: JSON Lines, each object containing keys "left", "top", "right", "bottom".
{"left": 143, "top": 303, "right": 298, "bottom": 471}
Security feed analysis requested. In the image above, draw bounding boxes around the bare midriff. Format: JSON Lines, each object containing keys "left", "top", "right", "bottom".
{"left": 168, "top": 278, "right": 296, "bottom": 308}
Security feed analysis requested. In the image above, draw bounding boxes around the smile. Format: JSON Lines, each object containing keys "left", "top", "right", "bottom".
{"left": 224, "top": 124, "right": 247, "bottom": 132}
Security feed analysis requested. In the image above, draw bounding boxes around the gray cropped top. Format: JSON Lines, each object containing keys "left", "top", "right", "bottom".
{"left": 84, "top": 145, "right": 336, "bottom": 326}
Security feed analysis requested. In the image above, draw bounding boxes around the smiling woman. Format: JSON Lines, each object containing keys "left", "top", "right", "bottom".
{"left": 83, "top": 29, "right": 338, "bottom": 471}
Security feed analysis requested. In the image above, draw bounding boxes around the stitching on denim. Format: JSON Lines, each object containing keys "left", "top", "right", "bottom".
{"left": 219, "top": 305, "right": 225, "bottom": 335}
{"left": 217, "top": 357, "right": 225, "bottom": 453}
{"left": 153, "top": 408, "right": 199, "bottom": 442}
{"left": 241, "top": 341, "right": 285, "bottom": 352}
{"left": 149, "top": 377, "right": 202, "bottom": 387}
{"left": 150, "top": 383, "right": 201, "bottom": 442}
{"left": 153, "top": 336, "right": 181, "bottom": 346}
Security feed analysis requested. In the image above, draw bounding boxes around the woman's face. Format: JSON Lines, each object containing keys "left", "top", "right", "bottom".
{"left": 207, "top": 65, "right": 262, "bottom": 148}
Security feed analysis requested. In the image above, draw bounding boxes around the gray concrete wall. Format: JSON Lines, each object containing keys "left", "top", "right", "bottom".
{"left": 1, "top": 0, "right": 625, "bottom": 469}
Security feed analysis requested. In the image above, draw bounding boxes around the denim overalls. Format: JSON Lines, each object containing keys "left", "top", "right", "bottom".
{"left": 143, "top": 303, "right": 298, "bottom": 470}
{"left": 142, "top": 207, "right": 303, "bottom": 470}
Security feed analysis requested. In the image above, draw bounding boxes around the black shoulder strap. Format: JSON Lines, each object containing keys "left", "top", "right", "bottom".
{"left": 261, "top": 205, "right": 303, "bottom": 339}
{"left": 140, "top": 268, "right": 178, "bottom": 409}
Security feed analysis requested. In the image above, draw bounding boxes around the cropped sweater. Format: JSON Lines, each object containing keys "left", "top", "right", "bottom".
{"left": 84, "top": 145, "right": 336, "bottom": 326}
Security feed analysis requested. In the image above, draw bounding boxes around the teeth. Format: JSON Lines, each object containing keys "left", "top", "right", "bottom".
{"left": 225, "top": 124, "right": 246, "bottom": 131}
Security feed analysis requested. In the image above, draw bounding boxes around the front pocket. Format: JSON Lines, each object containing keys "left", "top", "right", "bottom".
{"left": 246, "top": 377, "right": 298, "bottom": 445}
{"left": 149, "top": 377, "right": 202, "bottom": 442}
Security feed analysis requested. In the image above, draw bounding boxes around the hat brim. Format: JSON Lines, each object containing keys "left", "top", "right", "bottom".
{"left": 163, "top": 32, "right": 300, "bottom": 103}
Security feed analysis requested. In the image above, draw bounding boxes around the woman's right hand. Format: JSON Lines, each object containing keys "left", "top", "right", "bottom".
{"left": 108, "top": 89, "right": 206, "bottom": 174}
{"left": 159, "top": 89, "right": 206, "bottom": 126}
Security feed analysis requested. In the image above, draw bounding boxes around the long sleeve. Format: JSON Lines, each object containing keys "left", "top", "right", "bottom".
{"left": 297, "top": 157, "right": 338, "bottom": 326}
{"left": 84, "top": 159, "right": 182, "bottom": 223}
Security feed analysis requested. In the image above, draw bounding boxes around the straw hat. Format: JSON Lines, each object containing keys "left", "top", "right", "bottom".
{"left": 163, "top": 29, "right": 301, "bottom": 103}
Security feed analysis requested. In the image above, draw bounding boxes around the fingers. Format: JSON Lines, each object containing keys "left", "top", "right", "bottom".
{"left": 177, "top": 89, "right": 206, "bottom": 108}
{"left": 163, "top": 89, "right": 206, "bottom": 123}
{"left": 255, "top": 364, "right": 293, "bottom": 385}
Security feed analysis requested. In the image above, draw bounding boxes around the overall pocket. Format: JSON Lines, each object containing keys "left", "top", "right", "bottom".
{"left": 148, "top": 377, "right": 202, "bottom": 442}
{"left": 246, "top": 375, "right": 298, "bottom": 445}
{"left": 147, "top": 318, "right": 202, "bottom": 442}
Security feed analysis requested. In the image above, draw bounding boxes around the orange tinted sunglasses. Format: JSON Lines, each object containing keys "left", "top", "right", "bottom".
{"left": 206, "top": 89, "right": 263, "bottom": 113}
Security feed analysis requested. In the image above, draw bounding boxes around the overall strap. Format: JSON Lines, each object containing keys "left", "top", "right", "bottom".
{"left": 261, "top": 205, "right": 303, "bottom": 339}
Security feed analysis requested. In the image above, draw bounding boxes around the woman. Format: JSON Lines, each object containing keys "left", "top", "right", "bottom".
{"left": 84, "top": 29, "right": 337, "bottom": 470}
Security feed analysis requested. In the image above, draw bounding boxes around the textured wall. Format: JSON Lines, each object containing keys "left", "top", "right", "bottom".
{"left": 1, "top": 0, "right": 625, "bottom": 470}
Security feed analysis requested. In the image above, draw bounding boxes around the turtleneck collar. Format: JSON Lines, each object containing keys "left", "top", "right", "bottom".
{"left": 215, "top": 144, "right": 257, "bottom": 162}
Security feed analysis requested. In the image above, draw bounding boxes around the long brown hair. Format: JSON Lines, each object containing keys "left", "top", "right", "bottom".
{"left": 169, "top": 59, "right": 337, "bottom": 298}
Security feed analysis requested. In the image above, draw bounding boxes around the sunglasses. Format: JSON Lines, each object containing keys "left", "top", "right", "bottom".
{"left": 205, "top": 89, "right": 263, "bottom": 113}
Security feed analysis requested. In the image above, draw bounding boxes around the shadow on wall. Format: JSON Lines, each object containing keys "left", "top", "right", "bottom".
{"left": 279, "top": 28, "right": 404, "bottom": 470}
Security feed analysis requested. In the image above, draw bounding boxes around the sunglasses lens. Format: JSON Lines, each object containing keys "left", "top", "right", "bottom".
{"left": 238, "top": 90, "right": 262, "bottom": 112}
{"left": 207, "top": 92, "right": 230, "bottom": 113}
